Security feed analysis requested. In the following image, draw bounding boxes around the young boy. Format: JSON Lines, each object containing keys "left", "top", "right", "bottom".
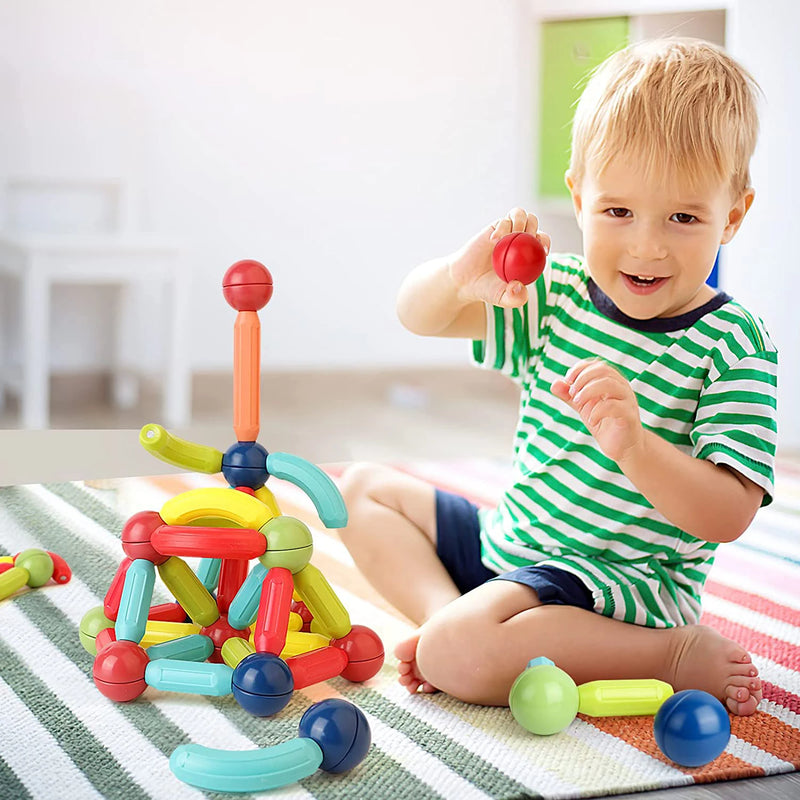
{"left": 338, "top": 38, "right": 777, "bottom": 716}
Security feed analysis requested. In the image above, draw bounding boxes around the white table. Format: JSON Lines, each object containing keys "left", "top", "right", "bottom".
{"left": 0, "top": 233, "right": 192, "bottom": 429}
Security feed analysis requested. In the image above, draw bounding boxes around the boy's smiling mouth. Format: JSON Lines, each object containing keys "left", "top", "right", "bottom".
{"left": 622, "top": 272, "right": 668, "bottom": 294}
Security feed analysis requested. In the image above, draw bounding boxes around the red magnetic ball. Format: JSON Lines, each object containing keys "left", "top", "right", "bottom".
{"left": 201, "top": 615, "right": 249, "bottom": 663}
{"left": 332, "top": 624, "right": 385, "bottom": 682}
{"left": 492, "top": 232, "right": 546, "bottom": 285}
{"left": 222, "top": 260, "right": 274, "bottom": 311}
{"left": 93, "top": 640, "right": 149, "bottom": 702}
{"left": 121, "top": 511, "right": 169, "bottom": 565}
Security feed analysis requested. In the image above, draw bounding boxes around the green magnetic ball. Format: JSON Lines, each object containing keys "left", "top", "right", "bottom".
{"left": 258, "top": 516, "right": 313, "bottom": 573}
{"left": 15, "top": 548, "right": 54, "bottom": 588}
{"left": 509, "top": 657, "right": 579, "bottom": 735}
{"left": 79, "top": 606, "right": 115, "bottom": 656}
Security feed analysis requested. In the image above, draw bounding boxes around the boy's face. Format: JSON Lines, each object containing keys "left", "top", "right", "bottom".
{"left": 566, "top": 155, "right": 754, "bottom": 319}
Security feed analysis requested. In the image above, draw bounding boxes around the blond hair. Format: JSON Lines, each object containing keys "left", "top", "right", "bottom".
{"left": 569, "top": 38, "right": 761, "bottom": 195}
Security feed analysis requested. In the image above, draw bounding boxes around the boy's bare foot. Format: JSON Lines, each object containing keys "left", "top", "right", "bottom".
{"left": 664, "top": 624, "right": 762, "bottom": 715}
{"left": 394, "top": 632, "right": 439, "bottom": 694}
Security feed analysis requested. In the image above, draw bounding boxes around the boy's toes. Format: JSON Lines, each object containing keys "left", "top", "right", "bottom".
{"left": 726, "top": 693, "right": 760, "bottom": 716}
{"left": 397, "top": 672, "right": 421, "bottom": 692}
{"left": 393, "top": 634, "right": 420, "bottom": 663}
{"left": 725, "top": 678, "right": 760, "bottom": 716}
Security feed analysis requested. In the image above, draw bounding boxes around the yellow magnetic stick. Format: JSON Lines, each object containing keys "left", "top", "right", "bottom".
{"left": 221, "top": 637, "right": 255, "bottom": 668}
{"left": 140, "top": 621, "right": 201, "bottom": 648}
{"left": 246, "top": 628, "right": 329, "bottom": 656}
{"left": 287, "top": 611, "right": 303, "bottom": 632}
{"left": 158, "top": 557, "right": 219, "bottom": 627}
{"left": 281, "top": 631, "right": 331, "bottom": 659}
{"left": 161, "top": 488, "right": 273, "bottom": 530}
{"left": 578, "top": 679, "right": 674, "bottom": 716}
{"left": 293, "top": 563, "right": 351, "bottom": 639}
{"left": 0, "top": 567, "right": 30, "bottom": 599}
{"left": 253, "top": 486, "right": 281, "bottom": 518}
{"left": 139, "top": 424, "right": 224, "bottom": 474}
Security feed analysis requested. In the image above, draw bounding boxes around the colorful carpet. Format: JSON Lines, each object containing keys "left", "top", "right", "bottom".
{"left": 0, "top": 459, "right": 798, "bottom": 799}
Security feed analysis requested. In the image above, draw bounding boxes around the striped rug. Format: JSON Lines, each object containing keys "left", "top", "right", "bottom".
{"left": 0, "top": 459, "right": 798, "bottom": 799}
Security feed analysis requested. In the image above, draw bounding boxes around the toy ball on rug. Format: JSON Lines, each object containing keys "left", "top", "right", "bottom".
{"left": 653, "top": 689, "right": 731, "bottom": 767}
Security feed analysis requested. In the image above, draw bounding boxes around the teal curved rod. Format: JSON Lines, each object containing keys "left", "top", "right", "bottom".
{"left": 266, "top": 452, "right": 348, "bottom": 528}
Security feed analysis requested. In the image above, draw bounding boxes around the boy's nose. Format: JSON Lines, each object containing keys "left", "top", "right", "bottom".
{"left": 628, "top": 226, "right": 668, "bottom": 261}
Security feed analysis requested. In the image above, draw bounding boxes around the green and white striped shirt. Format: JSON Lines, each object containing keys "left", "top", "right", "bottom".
{"left": 473, "top": 254, "right": 778, "bottom": 627}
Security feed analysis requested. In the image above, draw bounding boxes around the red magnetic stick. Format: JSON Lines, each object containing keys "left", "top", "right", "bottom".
{"left": 492, "top": 232, "right": 546, "bottom": 285}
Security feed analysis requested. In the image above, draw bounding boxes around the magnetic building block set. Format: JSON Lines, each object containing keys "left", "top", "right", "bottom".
{"left": 79, "top": 260, "right": 381, "bottom": 791}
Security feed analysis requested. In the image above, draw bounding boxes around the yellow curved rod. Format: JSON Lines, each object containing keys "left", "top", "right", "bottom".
{"left": 161, "top": 488, "right": 274, "bottom": 530}
{"left": 140, "top": 424, "right": 223, "bottom": 474}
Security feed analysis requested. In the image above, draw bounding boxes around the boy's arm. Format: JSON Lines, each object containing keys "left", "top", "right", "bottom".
{"left": 396, "top": 256, "right": 487, "bottom": 338}
{"left": 396, "top": 209, "right": 549, "bottom": 339}
{"left": 618, "top": 430, "right": 763, "bottom": 543}
{"left": 552, "top": 359, "right": 764, "bottom": 543}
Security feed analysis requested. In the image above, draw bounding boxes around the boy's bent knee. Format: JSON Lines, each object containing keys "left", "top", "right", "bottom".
{"left": 338, "top": 461, "right": 395, "bottom": 508}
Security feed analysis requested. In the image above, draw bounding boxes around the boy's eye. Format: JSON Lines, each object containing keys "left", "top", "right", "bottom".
{"left": 606, "top": 207, "right": 631, "bottom": 218}
{"left": 671, "top": 212, "right": 697, "bottom": 224}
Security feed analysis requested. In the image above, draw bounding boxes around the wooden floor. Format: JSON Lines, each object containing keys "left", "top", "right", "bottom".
{"left": 0, "top": 368, "right": 798, "bottom": 798}
{"left": 0, "top": 367, "right": 523, "bottom": 462}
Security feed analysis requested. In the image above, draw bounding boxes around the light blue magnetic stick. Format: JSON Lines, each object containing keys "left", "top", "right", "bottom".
{"left": 266, "top": 452, "right": 348, "bottom": 528}
{"left": 170, "top": 738, "right": 324, "bottom": 793}
{"left": 147, "top": 634, "right": 215, "bottom": 663}
{"left": 227, "top": 563, "right": 267, "bottom": 629}
{"left": 116, "top": 559, "right": 156, "bottom": 643}
{"left": 197, "top": 558, "right": 221, "bottom": 592}
{"left": 145, "top": 660, "right": 233, "bottom": 696}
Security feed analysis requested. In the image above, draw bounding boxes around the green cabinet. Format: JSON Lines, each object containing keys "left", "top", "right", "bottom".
{"left": 538, "top": 17, "right": 629, "bottom": 198}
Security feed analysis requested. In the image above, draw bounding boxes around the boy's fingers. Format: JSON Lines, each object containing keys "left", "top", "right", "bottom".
{"left": 523, "top": 212, "right": 540, "bottom": 235}
{"left": 492, "top": 217, "right": 513, "bottom": 240}
{"left": 551, "top": 379, "right": 572, "bottom": 402}
{"left": 563, "top": 358, "right": 597, "bottom": 385}
{"left": 493, "top": 285, "right": 528, "bottom": 308}
{"left": 507, "top": 207, "right": 529, "bottom": 232}
{"left": 566, "top": 359, "right": 613, "bottom": 392}
{"left": 572, "top": 376, "right": 623, "bottom": 406}
{"left": 537, "top": 231, "right": 552, "bottom": 254}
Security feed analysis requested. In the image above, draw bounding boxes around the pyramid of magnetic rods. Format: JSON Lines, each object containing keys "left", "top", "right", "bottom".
{"left": 84, "top": 260, "right": 384, "bottom": 715}
{"left": 88, "top": 485, "right": 384, "bottom": 711}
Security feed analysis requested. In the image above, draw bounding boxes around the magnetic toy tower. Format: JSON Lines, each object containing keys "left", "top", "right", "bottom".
{"left": 82, "top": 260, "right": 384, "bottom": 716}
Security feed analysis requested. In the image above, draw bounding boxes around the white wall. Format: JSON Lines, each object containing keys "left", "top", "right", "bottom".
{"left": 724, "top": 0, "right": 800, "bottom": 450}
{"left": 0, "top": 0, "right": 529, "bottom": 374}
{"left": 1, "top": 0, "right": 797, "bottom": 449}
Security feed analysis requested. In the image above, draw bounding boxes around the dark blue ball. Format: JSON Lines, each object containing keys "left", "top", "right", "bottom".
{"left": 298, "top": 699, "right": 371, "bottom": 773}
{"left": 222, "top": 441, "right": 270, "bottom": 489}
{"left": 654, "top": 690, "right": 731, "bottom": 767}
{"left": 232, "top": 653, "right": 293, "bottom": 717}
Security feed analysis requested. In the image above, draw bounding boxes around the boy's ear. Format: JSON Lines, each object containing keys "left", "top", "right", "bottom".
{"left": 721, "top": 188, "right": 755, "bottom": 244}
{"left": 565, "top": 171, "right": 583, "bottom": 229}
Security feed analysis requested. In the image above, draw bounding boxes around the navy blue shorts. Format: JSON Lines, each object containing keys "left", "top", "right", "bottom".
{"left": 435, "top": 489, "right": 594, "bottom": 610}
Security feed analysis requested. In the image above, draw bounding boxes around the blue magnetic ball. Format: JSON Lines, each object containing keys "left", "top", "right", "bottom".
{"left": 298, "top": 698, "right": 371, "bottom": 773}
{"left": 654, "top": 690, "right": 731, "bottom": 767}
{"left": 222, "top": 441, "right": 270, "bottom": 489}
{"left": 232, "top": 653, "right": 293, "bottom": 717}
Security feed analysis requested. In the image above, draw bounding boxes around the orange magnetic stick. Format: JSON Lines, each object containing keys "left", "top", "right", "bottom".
{"left": 233, "top": 311, "right": 261, "bottom": 442}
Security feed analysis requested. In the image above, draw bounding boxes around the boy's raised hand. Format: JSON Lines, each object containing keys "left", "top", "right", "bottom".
{"left": 449, "top": 208, "right": 550, "bottom": 309}
{"left": 551, "top": 359, "right": 645, "bottom": 464}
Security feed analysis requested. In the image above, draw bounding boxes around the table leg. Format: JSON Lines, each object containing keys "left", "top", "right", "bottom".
{"left": 21, "top": 266, "right": 50, "bottom": 429}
